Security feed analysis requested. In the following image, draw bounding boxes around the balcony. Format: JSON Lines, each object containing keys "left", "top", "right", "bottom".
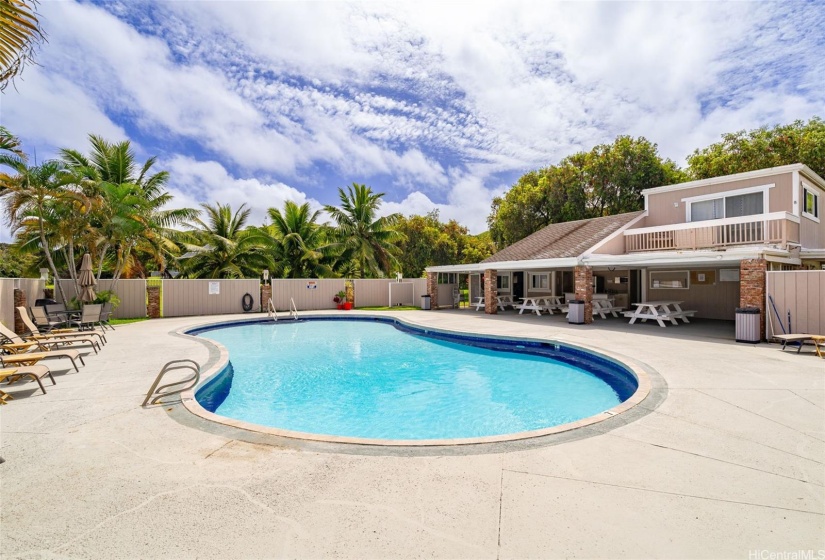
{"left": 624, "top": 212, "right": 800, "bottom": 253}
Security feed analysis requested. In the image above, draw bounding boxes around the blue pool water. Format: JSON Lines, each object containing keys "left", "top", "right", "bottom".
{"left": 193, "top": 319, "right": 636, "bottom": 441}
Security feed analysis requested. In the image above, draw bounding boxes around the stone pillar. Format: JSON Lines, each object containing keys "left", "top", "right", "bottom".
{"left": 484, "top": 269, "right": 498, "bottom": 314}
{"left": 426, "top": 272, "right": 438, "bottom": 310}
{"left": 147, "top": 286, "right": 161, "bottom": 319}
{"left": 13, "top": 288, "right": 27, "bottom": 334}
{"left": 574, "top": 265, "right": 594, "bottom": 324}
{"left": 260, "top": 283, "right": 272, "bottom": 312}
{"left": 740, "top": 258, "right": 767, "bottom": 340}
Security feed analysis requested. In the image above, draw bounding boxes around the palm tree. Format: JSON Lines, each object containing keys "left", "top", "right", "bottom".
{"left": 0, "top": 159, "right": 84, "bottom": 303}
{"left": 267, "top": 201, "right": 338, "bottom": 278}
{"left": 324, "top": 183, "right": 404, "bottom": 278}
{"left": 179, "top": 203, "right": 272, "bottom": 279}
{"left": 61, "top": 135, "right": 196, "bottom": 282}
{"left": 0, "top": 0, "right": 46, "bottom": 91}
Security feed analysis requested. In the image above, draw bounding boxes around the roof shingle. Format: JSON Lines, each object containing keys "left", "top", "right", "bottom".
{"left": 482, "top": 211, "right": 643, "bottom": 263}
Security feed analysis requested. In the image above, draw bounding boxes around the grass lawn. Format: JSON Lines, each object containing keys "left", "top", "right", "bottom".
{"left": 109, "top": 317, "right": 150, "bottom": 326}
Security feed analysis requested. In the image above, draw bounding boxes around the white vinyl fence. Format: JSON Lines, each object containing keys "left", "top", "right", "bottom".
{"left": 353, "top": 278, "right": 426, "bottom": 307}
{"left": 56, "top": 279, "right": 147, "bottom": 319}
{"left": 271, "top": 279, "right": 347, "bottom": 311}
{"left": 766, "top": 270, "right": 825, "bottom": 336}
{"left": 163, "top": 279, "right": 261, "bottom": 317}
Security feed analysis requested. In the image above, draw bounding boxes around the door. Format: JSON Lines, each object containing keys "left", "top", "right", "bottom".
{"left": 513, "top": 271, "right": 524, "bottom": 299}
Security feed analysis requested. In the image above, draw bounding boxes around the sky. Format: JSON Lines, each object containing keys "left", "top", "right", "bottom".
{"left": 1, "top": 0, "right": 824, "bottom": 243}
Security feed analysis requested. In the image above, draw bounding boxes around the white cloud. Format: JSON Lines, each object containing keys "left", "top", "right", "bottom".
{"left": 163, "top": 156, "right": 322, "bottom": 228}
{"left": 1, "top": 0, "right": 822, "bottom": 249}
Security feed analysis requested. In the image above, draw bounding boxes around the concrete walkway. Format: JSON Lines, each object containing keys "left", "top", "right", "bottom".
{"left": 1, "top": 310, "right": 822, "bottom": 559}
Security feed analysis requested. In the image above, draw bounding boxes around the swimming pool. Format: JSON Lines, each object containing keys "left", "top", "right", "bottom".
{"left": 189, "top": 318, "right": 642, "bottom": 443}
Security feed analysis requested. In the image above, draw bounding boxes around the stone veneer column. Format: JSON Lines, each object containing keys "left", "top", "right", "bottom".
{"left": 426, "top": 272, "right": 438, "bottom": 310}
{"left": 260, "top": 283, "right": 272, "bottom": 312}
{"left": 740, "top": 258, "right": 767, "bottom": 340}
{"left": 13, "top": 288, "right": 27, "bottom": 334}
{"left": 574, "top": 265, "right": 594, "bottom": 324}
{"left": 147, "top": 286, "right": 161, "bottom": 319}
{"left": 484, "top": 269, "right": 498, "bottom": 314}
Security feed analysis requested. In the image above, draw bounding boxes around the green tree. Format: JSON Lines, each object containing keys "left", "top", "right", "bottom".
{"left": 687, "top": 118, "right": 825, "bottom": 180}
{"left": 324, "top": 183, "right": 403, "bottom": 278}
{"left": 266, "top": 201, "right": 338, "bottom": 278}
{"left": 0, "top": 159, "right": 84, "bottom": 303}
{"left": 0, "top": 0, "right": 45, "bottom": 91}
{"left": 395, "top": 211, "right": 495, "bottom": 276}
{"left": 488, "top": 136, "right": 685, "bottom": 248}
{"left": 179, "top": 203, "right": 272, "bottom": 279}
{"left": 0, "top": 243, "right": 37, "bottom": 276}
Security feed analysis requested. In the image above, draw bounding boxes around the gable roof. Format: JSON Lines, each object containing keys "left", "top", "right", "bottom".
{"left": 482, "top": 211, "right": 644, "bottom": 263}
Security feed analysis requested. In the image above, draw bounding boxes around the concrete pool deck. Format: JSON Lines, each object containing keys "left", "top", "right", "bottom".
{"left": 1, "top": 310, "right": 823, "bottom": 558}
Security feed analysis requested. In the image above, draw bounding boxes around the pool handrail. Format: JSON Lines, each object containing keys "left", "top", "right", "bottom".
{"left": 142, "top": 359, "right": 201, "bottom": 406}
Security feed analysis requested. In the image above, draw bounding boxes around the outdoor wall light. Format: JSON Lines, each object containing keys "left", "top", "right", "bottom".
{"left": 262, "top": 269, "right": 270, "bottom": 282}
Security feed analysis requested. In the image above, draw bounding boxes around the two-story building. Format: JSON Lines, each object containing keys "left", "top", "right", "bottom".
{"left": 425, "top": 163, "right": 825, "bottom": 339}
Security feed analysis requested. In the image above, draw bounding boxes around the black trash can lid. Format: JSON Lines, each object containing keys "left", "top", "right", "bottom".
{"left": 735, "top": 307, "right": 760, "bottom": 314}
{"left": 421, "top": 294, "right": 431, "bottom": 298}
{"left": 569, "top": 299, "right": 585, "bottom": 304}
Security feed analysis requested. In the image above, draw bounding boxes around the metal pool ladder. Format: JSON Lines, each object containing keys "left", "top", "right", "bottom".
{"left": 267, "top": 297, "right": 299, "bottom": 321}
{"left": 142, "top": 359, "right": 201, "bottom": 406}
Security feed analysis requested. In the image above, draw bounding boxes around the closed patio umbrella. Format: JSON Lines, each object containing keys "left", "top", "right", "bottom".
{"left": 78, "top": 253, "right": 97, "bottom": 303}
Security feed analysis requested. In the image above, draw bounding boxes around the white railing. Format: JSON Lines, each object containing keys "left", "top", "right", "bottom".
{"left": 289, "top": 297, "right": 299, "bottom": 320}
{"left": 624, "top": 212, "right": 800, "bottom": 252}
{"left": 267, "top": 298, "right": 278, "bottom": 321}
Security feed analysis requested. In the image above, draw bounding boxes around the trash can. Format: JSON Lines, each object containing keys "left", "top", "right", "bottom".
{"left": 567, "top": 300, "right": 585, "bottom": 324}
{"left": 421, "top": 294, "right": 431, "bottom": 310}
{"left": 735, "top": 307, "right": 761, "bottom": 343}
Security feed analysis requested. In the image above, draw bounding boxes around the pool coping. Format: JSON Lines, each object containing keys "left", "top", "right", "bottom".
{"left": 174, "top": 314, "right": 655, "bottom": 448}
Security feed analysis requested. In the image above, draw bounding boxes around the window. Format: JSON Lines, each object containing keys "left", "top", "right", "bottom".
{"left": 690, "top": 192, "right": 764, "bottom": 222}
{"left": 803, "top": 187, "right": 819, "bottom": 219}
{"left": 530, "top": 273, "right": 549, "bottom": 290}
{"left": 496, "top": 274, "right": 510, "bottom": 291}
{"left": 437, "top": 273, "right": 457, "bottom": 284}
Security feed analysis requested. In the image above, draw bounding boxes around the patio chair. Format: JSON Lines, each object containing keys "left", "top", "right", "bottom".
{"left": 77, "top": 304, "right": 103, "bottom": 332}
{"left": 98, "top": 302, "right": 115, "bottom": 331}
{"left": 1, "top": 321, "right": 100, "bottom": 355}
{"left": 30, "top": 306, "right": 74, "bottom": 333}
{"left": 0, "top": 364, "right": 53, "bottom": 395}
{"left": 44, "top": 303, "right": 79, "bottom": 326}
{"left": 0, "top": 345, "right": 83, "bottom": 372}
{"left": 20, "top": 308, "right": 106, "bottom": 346}
{"left": 452, "top": 287, "right": 461, "bottom": 309}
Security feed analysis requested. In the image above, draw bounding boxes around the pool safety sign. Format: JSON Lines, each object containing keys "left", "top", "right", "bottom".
{"left": 208, "top": 281, "right": 220, "bottom": 295}
{"left": 306, "top": 281, "right": 317, "bottom": 290}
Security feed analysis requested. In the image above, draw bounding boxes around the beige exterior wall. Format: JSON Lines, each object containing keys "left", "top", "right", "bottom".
{"left": 767, "top": 270, "right": 825, "bottom": 336}
{"left": 271, "top": 279, "right": 345, "bottom": 311}
{"left": 163, "top": 279, "right": 261, "bottom": 317}
{"left": 437, "top": 283, "right": 458, "bottom": 307}
{"left": 646, "top": 267, "right": 740, "bottom": 320}
{"left": 354, "top": 279, "right": 427, "bottom": 307}
{"left": 799, "top": 176, "right": 825, "bottom": 248}
{"left": 642, "top": 172, "right": 794, "bottom": 228}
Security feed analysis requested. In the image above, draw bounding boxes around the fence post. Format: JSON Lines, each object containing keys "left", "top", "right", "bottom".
{"left": 260, "top": 283, "right": 272, "bottom": 312}
{"left": 147, "top": 286, "right": 161, "bottom": 319}
{"left": 13, "top": 288, "right": 27, "bottom": 335}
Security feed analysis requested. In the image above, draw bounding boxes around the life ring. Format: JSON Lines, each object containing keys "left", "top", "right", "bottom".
{"left": 242, "top": 293, "right": 254, "bottom": 312}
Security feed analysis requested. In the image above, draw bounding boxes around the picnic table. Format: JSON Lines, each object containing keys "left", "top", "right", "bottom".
{"left": 515, "top": 297, "right": 544, "bottom": 315}
{"left": 624, "top": 300, "right": 696, "bottom": 328}
{"left": 472, "top": 296, "right": 510, "bottom": 312}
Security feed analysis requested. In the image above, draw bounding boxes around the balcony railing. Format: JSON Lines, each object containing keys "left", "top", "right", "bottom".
{"left": 624, "top": 212, "right": 800, "bottom": 253}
